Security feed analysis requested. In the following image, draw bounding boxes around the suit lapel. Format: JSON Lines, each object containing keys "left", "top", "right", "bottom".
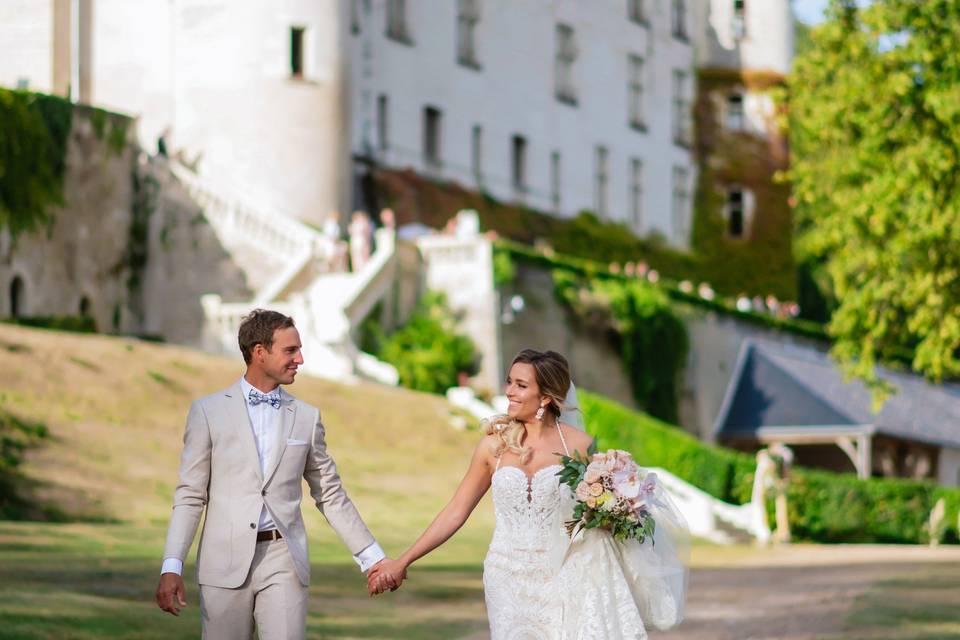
{"left": 224, "top": 382, "right": 264, "bottom": 484}
{"left": 263, "top": 389, "right": 297, "bottom": 488}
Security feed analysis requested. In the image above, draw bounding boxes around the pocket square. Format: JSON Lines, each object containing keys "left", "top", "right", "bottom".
{"left": 286, "top": 439, "right": 308, "bottom": 446}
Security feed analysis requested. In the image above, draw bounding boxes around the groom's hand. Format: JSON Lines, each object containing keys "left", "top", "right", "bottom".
{"left": 367, "top": 558, "right": 406, "bottom": 596}
{"left": 156, "top": 572, "right": 187, "bottom": 616}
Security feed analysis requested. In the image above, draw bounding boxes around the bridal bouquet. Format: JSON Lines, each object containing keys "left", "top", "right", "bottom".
{"left": 557, "top": 447, "right": 658, "bottom": 544}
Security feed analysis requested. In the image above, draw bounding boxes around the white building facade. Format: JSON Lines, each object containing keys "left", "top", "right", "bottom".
{"left": 350, "top": 0, "right": 697, "bottom": 244}
{"left": 1, "top": 0, "right": 792, "bottom": 247}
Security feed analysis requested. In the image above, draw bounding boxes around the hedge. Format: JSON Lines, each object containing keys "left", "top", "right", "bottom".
{"left": 6, "top": 315, "right": 97, "bottom": 333}
{"left": 579, "top": 390, "right": 960, "bottom": 544}
{"left": 496, "top": 239, "right": 829, "bottom": 343}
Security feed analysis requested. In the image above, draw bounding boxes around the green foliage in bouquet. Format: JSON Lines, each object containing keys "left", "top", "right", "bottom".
{"left": 374, "top": 292, "right": 479, "bottom": 394}
{"left": 557, "top": 445, "right": 657, "bottom": 545}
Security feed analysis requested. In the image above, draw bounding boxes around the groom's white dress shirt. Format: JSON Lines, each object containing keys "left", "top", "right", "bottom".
{"left": 160, "top": 377, "right": 384, "bottom": 576}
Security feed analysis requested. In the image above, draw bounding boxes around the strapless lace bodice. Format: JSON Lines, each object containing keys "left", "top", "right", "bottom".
{"left": 488, "top": 465, "right": 564, "bottom": 554}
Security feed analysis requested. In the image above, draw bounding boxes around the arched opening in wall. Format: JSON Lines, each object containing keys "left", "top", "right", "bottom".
{"left": 9, "top": 276, "right": 25, "bottom": 318}
{"left": 79, "top": 296, "right": 91, "bottom": 317}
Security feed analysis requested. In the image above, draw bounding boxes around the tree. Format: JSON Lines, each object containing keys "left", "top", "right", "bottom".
{"left": 786, "top": 0, "right": 960, "bottom": 395}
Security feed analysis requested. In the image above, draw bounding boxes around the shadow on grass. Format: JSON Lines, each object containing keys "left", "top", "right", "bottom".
{"left": 0, "top": 526, "right": 489, "bottom": 639}
{"left": 836, "top": 563, "right": 960, "bottom": 640}
{"left": 1, "top": 409, "right": 50, "bottom": 519}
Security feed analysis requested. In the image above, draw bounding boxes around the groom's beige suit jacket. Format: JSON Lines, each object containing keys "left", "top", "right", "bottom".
{"left": 162, "top": 382, "right": 374, "bottom": 588}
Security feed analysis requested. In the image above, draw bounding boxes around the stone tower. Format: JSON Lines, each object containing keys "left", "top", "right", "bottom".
{"left": 689, "top": 0, "right": 796, "bottom": 300}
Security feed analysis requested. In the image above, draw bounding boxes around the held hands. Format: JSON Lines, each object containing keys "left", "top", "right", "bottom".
{"left": 367, "top": 558, "right": 408, "bottom": 596}
{"left": 155, "top": 572, "right": 187, "bottom": 615}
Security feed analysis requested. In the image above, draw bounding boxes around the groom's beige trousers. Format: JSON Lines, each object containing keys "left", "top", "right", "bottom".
{"left": 199, "top": 539, "right": 307, "bottom": 640}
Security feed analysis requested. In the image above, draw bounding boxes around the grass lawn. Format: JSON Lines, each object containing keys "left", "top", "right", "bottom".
{"left": 830, "top": 563, "right": 960, "bottom": 640}
{"left": 2, "top": 325, "right": 959, "bottom": 639}
{"left": 0, "top": 324, "right": 493, "bottom": 638}
{"left": 0, "top": 521, "right": 490, "bottom": 639}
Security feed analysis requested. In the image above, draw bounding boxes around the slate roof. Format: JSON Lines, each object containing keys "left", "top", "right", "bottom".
{"left": 714, "top": 339, "right": 960, "bottom": 449}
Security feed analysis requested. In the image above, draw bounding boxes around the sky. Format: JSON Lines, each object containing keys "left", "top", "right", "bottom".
{"left": 793, "top": 0, "right": 829, "bottom": 24}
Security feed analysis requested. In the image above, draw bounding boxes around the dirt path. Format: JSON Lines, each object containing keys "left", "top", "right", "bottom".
{"left": 650, "top": 545, "right": 960, "bottom": 640}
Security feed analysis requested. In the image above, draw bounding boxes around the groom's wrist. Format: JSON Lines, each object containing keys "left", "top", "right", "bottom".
{"left": 354, "top": 541, "right": 386, "bottom": 572}
{"left": 160, "top": 557, "right": 183, "bottom": 576}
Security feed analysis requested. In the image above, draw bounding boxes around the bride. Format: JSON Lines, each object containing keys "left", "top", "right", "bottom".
{"left": 369, "top": 349, "right": 687, "bottom": 639}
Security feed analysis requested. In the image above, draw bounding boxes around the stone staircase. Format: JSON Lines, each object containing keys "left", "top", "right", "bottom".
{"left": 171, "top": 163, "right": 399, "bottom": 385}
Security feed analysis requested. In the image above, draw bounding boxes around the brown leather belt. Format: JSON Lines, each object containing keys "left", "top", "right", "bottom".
{"left": 256, "top": 530, "right": 283, "bottom": 542}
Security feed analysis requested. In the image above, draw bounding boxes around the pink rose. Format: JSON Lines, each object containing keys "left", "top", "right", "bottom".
{"left": 584, "top": 467, "right": 602, "bottom": 484}
{"left": 589, "top": 482, "right": 604, "bottom": 497}
{"left": 586, "top": 497, "right": 597, "bottom": 509}
{"left": 575, "top": 481, "right": 592, "bottom": 501}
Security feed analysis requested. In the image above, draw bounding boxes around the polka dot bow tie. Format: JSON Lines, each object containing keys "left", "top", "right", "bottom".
{"left": 248, "top": 388, "right": 281, "bottom": 409}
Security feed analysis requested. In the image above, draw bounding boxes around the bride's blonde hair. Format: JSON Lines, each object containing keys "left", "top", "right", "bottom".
{"left": 485, "top": 349, "right": 572, "bottom": 465}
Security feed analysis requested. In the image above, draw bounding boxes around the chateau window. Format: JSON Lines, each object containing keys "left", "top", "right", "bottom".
{"left": 628, "top": 0, "right": 646, "bottom": 24}
{"left": 457, "top": 0, "right": 481, "bottom": 69}
{"left": 386, "top": 0, "right": 412, "bottom": 44}
{"left": 672, "top": 70, "right": 691, "bottom": 146}
{"left": 628, "top": 54, "right": 646, "bottom": 130}
{"left": 511, "top": 135, "right": 527, "bottom": 192}
{"left": 555, "top": 24, "right": 578, "bottom": 105}
{"left": 423, "top": 106, "right": 442, "bottom": 170}
{"left": 672, "top": 166, "right": 690, "bottom": 238}
{"left": 550, "top": 151, "right": 562, "bottom": 211}
{"left": 733, "top": 0, "right": 747, "bottom": 39}
{"left": 727, "top": 188, "right": 745, "bottom": 237}
{"left": 377, "top": 94, "right": 389, "bottom": 151}
{"left": 595, "top": 146, "right": 610, "bottom": 219}
{"left": 630, "top": 158, "right": 643, "bottom": 231}
{"left": 290, "top": 27, "right": 305, "bottom": 78}
{"left": 671, "top": 0, "right": 687, "bottom": 40}
{"left": 351, "top": 0, "right": 361, "bottom": 35}
{"left": 726, "top": 93, "right": 745, "bottom": 131}
{"left": 472, "top": 124, "right": 483, "bottom": 182}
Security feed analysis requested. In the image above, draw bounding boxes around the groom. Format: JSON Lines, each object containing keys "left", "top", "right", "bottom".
{"left": 155, "top": 309, "right": 401, "bottom": 638}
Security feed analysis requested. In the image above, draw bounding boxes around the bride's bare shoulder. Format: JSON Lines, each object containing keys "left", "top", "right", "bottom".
{"left": 559, "top": 423, "right": 594, "bottom": 453}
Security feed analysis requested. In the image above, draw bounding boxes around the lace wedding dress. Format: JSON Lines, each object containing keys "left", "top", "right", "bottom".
{"left": 484, "top": 422, "right": 687, "bottom": 640}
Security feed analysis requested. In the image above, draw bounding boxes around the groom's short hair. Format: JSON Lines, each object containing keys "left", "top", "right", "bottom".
{"left": 238, "top": 309, "right": 296, "bottom": 364}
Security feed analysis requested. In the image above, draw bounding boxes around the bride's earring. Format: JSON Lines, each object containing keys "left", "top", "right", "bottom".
{"left": 535, "top": 406, "right": 545, "bottom": 421}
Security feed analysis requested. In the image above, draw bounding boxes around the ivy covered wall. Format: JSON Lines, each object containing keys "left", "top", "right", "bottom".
{"left": 690, "top": 69, "right": 796, "bottom": 301}
{"left": 0, "top": 89, "right": 73, "bottom": 237}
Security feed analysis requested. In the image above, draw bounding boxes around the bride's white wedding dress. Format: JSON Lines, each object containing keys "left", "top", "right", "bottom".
{"left": 483, "top": 425, "right": 687, "bottom": 640}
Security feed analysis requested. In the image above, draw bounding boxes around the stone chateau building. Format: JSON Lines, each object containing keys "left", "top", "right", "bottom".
{"left": 1, "top": 0, "right": 793, "bottom": 247}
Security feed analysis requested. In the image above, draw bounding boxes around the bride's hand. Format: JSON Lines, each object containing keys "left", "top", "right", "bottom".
{"left": 367, "top": 558, "right": 407, "bottom": 596}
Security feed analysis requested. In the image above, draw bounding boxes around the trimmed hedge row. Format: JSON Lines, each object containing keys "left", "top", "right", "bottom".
{"left": 5, "top": 315, "right": 97, "bottom": 333}
{"left": 580, "top": 390, "right": 755, "bottom": 505}
{"left": 496, "top": 240, "right": 829, "bottom": 343}
{"left": 579, "top": 390, "right": 960, "bottom": 544}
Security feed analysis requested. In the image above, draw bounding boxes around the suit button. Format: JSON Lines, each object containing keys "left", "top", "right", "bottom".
{"left": 249, "top": 523, "right": 256, "bottom": 529}
{"left": 261, "top": 489, "right": 266, "bottom": 496}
